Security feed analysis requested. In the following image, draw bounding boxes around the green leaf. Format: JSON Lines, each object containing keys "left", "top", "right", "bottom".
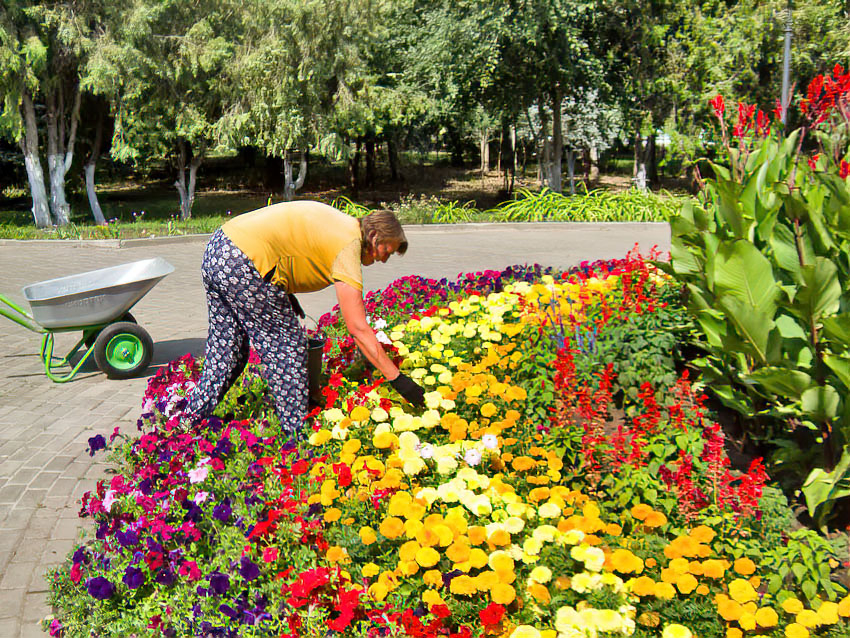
{"left": 823, "top": 354, "right": 850, "bottom": 391}
{"left": 822, "top": 313, "right": 850, "bottom": 350}
{"left": 769, "top": 223, "right": 803, "bottom": 278}
{"left": 792, "top": 257, "right": 841, "bottom": 324}
{"left": 712, "top": 240, "right": 779, "bottom": 314}
{"left": 802, "top": 448, "right": 850, "bottom": 528}
{"left": 800, "top": 384, "right": 840, "bottom": 422}
{"left": 714, "top": 295, "right": 774, "bottom": 364}
{"left": 745, "top": 367, "right": 812, "bottom": 401}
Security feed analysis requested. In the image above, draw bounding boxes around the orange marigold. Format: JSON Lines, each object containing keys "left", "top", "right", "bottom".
{"left": 491, "top": 583, "right": 516, "bottom": 604}
{"left": 379, "top": 517, "right": 405, "bottom": 539}
{"left": 733, "top": 557, "right": 757, "bottom": 576}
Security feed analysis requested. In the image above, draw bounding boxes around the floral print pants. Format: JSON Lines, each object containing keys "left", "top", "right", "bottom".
{"left": 186, "top": 229, "right": 307, "bottom": 433}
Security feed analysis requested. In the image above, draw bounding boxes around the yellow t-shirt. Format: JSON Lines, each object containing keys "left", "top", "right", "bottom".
{"left": 221, "top": 201, "right": 363, "bottom": 293}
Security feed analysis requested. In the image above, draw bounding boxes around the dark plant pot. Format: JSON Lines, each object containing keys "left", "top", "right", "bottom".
{"left": 307, "top": 338, "right": 325, "bottom": 405}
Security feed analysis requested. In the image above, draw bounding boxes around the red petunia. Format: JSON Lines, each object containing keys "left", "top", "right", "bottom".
{"left": 479, "top": 603, "right": 505, "bottom": 625}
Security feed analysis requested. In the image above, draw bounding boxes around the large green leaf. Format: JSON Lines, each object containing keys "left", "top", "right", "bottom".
{"left": 769, "top": 223, "right": 803, "bottom": 278}
{"left": 822, "top": 313, "right": 850, "bottom": 350}
{"left": 714, "top": 295, "right": 774, "bottom": 364}
{"left": 801, "top": 384, "right": 840, "bottom": 422}
{"left": 823, "top": 354, "right": 850, "bottom": 391}
{"left": 793, "top": 258, "right": 841, "bottom": 325}
{"left": 802, "top": 448, "right": 850, "bottom": 530}
{"left": 745, "top": 367, "right": 813, "bottom": 401}
{"left": 712, "top": 240, "right": 779, "bottom": 314}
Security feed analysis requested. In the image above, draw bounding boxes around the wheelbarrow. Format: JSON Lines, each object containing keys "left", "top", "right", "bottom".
{"left": 0, "top": 257, "right": 174, "bottom": 382}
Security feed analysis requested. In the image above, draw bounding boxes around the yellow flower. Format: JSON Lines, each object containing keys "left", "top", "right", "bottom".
{"left": 654, "top": 582, "right": 676, "bottom": 600}
{"left": 449, "top": 574, "right": 477, "bottom": 596}
{"left": 838, "top": 595, "right": 850, "bottom": 617}
{"left": 690, "top": 525, "right": 716, "bottom": 543}
{"left": 368, "top": 582, "right": 388, "bottom": 601}
{"left": 816, "top": 601, "right": 839, "bottom": 625}
{"left": 510, "top": 626, "right": 541, "bottom": 638}
{"left": 373, "top": 431, "right": 398, "bottom": 449}
{"left": 630, "top": 503, "right": 653, "bottom": 520}
{"left": 480, "top": 402, "right": 498, "bottom": 418}
{"left": 733, "top": 557, "right": 756, "bottom": 576}
{"left": 729, "top": 578, "right": 757, "bottom": 604}
{"left": 362, "top": 563, "right": 380, "bottom": 578}
{"left": 350, "top": 405, "right": 370, "bottom": 421}
{"left": 422, "top": 589, "right": 445, "bottom": 608}
{"left": 324, "top": 508, "right": 342, "bottom": 523}
{"left": 785, "top": 624, "right": 809, "bottom": 638}
{"left": 645, "top": 510, "right": 668, "bottom": 527}
{"left": 716, "top": 597, "right": 743, "bottom": 622}
{"left": 359, "top": 526, "right": 377, "bottom": 545}
{"left": 326, "top": 546, "right": 349, "bottom": 563}
{"left": 379, "top": 517, "right": 405, "bottom": 539}
{"left": 491, "top": 583, "right": 516, "bottom": 604}
{"left": 399, "top": 540, "right": 420, "bottom": 562}
{"left": 416, "top": 547, "right": 441, "bottom": 568}
{"left": 782, "top": 598, "right": 805, "bottom": 614}
{"left": 675, "top": 573, "right": 698, "bottom": 594}
{"left": 610, "top": 549, "right": 643, "bottom": 574}
{"left": 755, "top": 607, "right": 779, "bottom": 628}
{"left": 726, "top": 628, "right": 743, "bottom": 638}
{"left": 630, "top": 576, "right": 656, "bottom": 597}
{"left": 423, "top": 570, "right": 443, "bottom": 588}
{"left": 661, "top": 624, "right": 693, "bottom": 638}
{"left": 527, "top": 582, "right": 551, "bottom": 604}
{"left": 702, "top": 559, "right": 726, "bottom": 579}
{"left": 529, "top": 566, "right": 553, "bottom": 583}
{"left": 795, "top": 610, "right": 820, "bottom": 628}
{"left": 309, "top": 430, "right": 332, "bottom": 446}
{"left": 738, "top": 613, "right": 756, "bottom": 631}
{"left": 469, "top": 548, "right": 489, "bottom": 569}
{"left": 489, "top": 551, "right": 514, "bottom": 572}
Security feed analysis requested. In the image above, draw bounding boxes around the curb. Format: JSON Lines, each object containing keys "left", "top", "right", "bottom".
{"left": 0, "top": 222, "right": 670, "bottom": 248}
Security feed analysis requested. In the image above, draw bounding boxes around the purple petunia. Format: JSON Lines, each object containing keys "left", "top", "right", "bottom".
{"left": 86, "top": 576, "right": 115, "bottom": 600}
{"left": 239, "top": 557, "right": 259, "bottom": 582}
{"left": 213, "top": 500, "right": 231, "bottom": 522}
{"left": 87, "top": 434, "right": 107, "bottom": 456}
{"left": 116, "top": 529, "right": 139, "bottom": 547}
{"left": 123, "top": 566, "right": 144, "bottom": 589}
{"left": 209, "top": 572, "right": 229, "bottom": 595}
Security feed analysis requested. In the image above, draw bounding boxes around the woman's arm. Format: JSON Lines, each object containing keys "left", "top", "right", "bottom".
{"left": 334, "top": 281, "right": 400, "bottom": 380}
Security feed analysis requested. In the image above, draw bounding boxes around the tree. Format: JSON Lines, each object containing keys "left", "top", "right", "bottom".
{"left": 85, "top": 0, "right": 241, "bottom": 219}
{"left": 0, "top": 1, "right": 90, "bottom": 227}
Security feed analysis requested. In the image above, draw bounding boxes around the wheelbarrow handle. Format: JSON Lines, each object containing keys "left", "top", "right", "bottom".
{"left": 0, "top": 293, "right": 44, "bottom": 333}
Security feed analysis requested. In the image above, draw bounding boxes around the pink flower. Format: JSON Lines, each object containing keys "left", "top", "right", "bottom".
{"left": 193, "top": 491, "right": 209, "bottom": 504}
{"left": 263, "top": 547, "right": 279, "bottom": 563}
{"left": 187, "top": 465, "right": 209, "bottom": 484}
{"left": 70, "top": 562, "right": 82, "bottom": 584}
{"left": 178, "top": 560, "right": 201, "bottom": 581}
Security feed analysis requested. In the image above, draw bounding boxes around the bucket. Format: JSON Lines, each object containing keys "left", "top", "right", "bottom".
{"left": 307, "top": 337, "right": 325, "bottom": 406}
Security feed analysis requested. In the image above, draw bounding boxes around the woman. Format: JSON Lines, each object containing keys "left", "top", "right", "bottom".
{"left": 186, "top": 200, "right": 425, "bottom": 433}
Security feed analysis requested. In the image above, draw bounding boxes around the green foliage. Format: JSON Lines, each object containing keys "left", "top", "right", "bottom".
{"left": 494, "top": 187, "right": 682, "bottom": 222}
{"left": 665, "top": 122, "right": 850, "bottom": 528}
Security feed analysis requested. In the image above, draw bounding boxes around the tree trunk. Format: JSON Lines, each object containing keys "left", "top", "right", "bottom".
{"left": 283, "top": 150, "right": 307, "bottom": 201}
{"left": 633, "top": 132, "right": 647, "bottom": 191}
{"left": 84, "top": 109, "right": 107, "bottom": 225}
{"left": 647, "top": 134, "right": 658, "bottom": 186}
{"left": 549, "top": 89, "right": 564, "bottom": 193}
{"left": 479, "top": 129, "right": 490, "bottom": 178}
{"left": 536, "top": 103, "right": 550, "bottom": 187}
{"left": 588, "top": 145, "right": 600, "bottom": 183}
{"left": 20, "top": 93, "right": 51, "bottom": 228}
{"left": 174, "top": 139, "right": 203, "bottom": 219}
{"left": 348, "top": 139, "right": 361, "bottom": 196}
{"left": 45, "top": 85, "right": 80, "bottom": 226}
{"left": 365, "top": 137, "right": 375, "bottom": 189}
{"left": 499, "top": 118, "right": 514, "bottom": 194}
{"left": 387, "top": 136, "right": 401, "bottom": 182}
{"left": 566, "top": 147, "right": 576, "bottom": 195}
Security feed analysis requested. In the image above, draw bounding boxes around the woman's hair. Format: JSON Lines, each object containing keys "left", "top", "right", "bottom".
{"left": 360, "top": 210, "right": 408, "bottom": 254}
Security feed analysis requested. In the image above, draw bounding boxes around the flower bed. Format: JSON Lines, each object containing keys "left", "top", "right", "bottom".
{"left": 46, "top": 251, "right": 849, "bottom": 638}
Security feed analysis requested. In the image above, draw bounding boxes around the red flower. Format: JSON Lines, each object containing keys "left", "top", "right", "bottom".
{"left": 710, "top": 94, "right": 725, "bottom": 119}
{"left": 479, "top": 603, "right": 505, "bottom": 625}
{"left": 841, "top": 160, "right": 850, "bottom": 179}
{"left": 808, "top": 154, "right": 820, "bottom": 171}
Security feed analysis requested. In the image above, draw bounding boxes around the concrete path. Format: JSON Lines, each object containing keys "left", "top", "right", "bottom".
{"left": 0, "top": 222, "right": 670, "bottom": 636}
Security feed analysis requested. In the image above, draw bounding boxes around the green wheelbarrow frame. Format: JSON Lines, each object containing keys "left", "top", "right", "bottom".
{"left": 0, "top": 257, "right": 174, "bottom": 383}
{"left": 0, "top": 293, "right": 105, "bottom": 382}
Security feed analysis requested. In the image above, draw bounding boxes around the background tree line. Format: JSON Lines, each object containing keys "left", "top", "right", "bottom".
{"left": 0, "top": 0, "right": 847, "bottom": 227}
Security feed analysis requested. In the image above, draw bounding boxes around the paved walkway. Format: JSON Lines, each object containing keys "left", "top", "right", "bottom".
{"left": 0, "top": 222, "right": 670, "bottom": 636}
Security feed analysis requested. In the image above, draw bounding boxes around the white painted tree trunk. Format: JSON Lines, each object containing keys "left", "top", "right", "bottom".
{"left": 588, "top": 145, "right": 600, "bottom": 183}
{"left": 633, "top": 133, "right": 647, "bottom": 191}
{"left": 20, "top": 93, "right": 51, "bottom": 228}
{"left": 479, "top": 129, "right": 490, "bottom": 177}
{"left": 175, "top": 141, "right": 204, "bottom": 219}
{"left": 549, "top": 90, "right": 563, "bottom": 193}
{"left": 84, "top": 163, "right": 106, "bottom": 225}
{"left": 283, "top": 151, "right": 307, "bottom": 201}
{"left": 45, "top": 86, "right": 80, "bottom": 226}
{"left": 566, "top": 148, "right": 576, "bottom": 195}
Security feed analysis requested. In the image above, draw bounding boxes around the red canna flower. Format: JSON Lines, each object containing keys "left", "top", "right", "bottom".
{"left": 710, "top": 94, "right": 725, "bottom": 119}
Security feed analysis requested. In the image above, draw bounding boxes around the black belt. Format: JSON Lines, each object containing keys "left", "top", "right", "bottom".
{"left": 264, "top": 267, "right": 305, "bottom": 319}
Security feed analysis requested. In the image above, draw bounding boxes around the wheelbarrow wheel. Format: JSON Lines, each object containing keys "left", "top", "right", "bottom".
{"left": 85, "top": 312, "right": 137, "bottom": 348}
{"left": 93, "top": 321, "right": 153, "bottom": 380}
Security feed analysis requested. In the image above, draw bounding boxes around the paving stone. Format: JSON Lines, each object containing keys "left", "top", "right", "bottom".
{"left": 21, "top": 620, "right": 50, "bottom": 638}
{"left": 17, "top": 489, "right": 48, "bottom": 509}
{"left": 40, "top": 457, "right": 74, "bottom": 473}
{"left": 0, "top": 484, "right": 24, "bottom": 505}
{"left": 0, "top": 616, "right": 20, "bottom": 635}
{"left": 0, "top": 564, "right": 37, "bottom": 590}
{"left": 20, "top": 592, "right": 48, "bottom": 623}
{"left": 0, "top": 587, "right": 25, "bottom": 618}
{"left": 50, "top": 518, "right": 82, "bottom": 542}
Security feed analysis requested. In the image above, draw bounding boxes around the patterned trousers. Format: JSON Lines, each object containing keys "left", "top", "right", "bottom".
{"left": 186, "top": 229, "right": 307, "bottom": 432}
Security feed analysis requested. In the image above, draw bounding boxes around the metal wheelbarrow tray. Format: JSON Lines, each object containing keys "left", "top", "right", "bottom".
{"left": 0, "top": 257, "right": 174, "bottom": 382}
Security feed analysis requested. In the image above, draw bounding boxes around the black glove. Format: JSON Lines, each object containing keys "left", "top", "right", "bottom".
{"left": 287, "top": 293, "right": 305, "bottom": 319}
{"left": 390, "top": 373, "right": 425, "bottom": 407}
